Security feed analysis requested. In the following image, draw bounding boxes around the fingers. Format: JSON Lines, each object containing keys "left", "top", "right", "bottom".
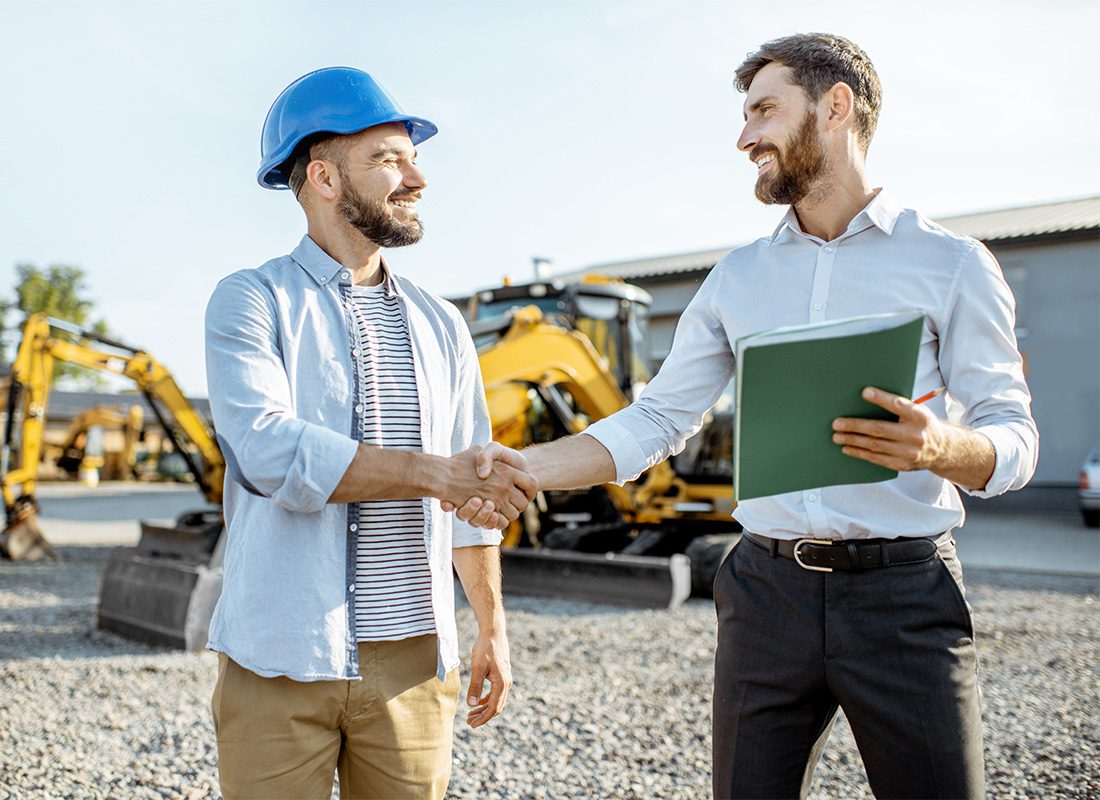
{"left": 440, "top": 500, "right": 455, "bottom": 513}
{"left": 465, "top": 657, "right": 489, "bottom": 714}
{"left": 860, "top": 386, "right": 922, "bottom": 418}
{"left": 836, "top": 444, "right": 911, "bottom": 472}
{"left": 467, "top": 668, "right": 509, "bottom": 728}
{"left": 452, "top": 500, "right": 509, "bottom": 531}
{"left": 475, "top": 442, "right": 504, "bottom": 479}
{"left": 467, "top": 499, "right": 497, "bottom": 528}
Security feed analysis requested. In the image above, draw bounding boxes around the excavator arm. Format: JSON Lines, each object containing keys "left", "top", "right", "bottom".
{"left": 1, "top": 313, "right": 224, "bottom": 559}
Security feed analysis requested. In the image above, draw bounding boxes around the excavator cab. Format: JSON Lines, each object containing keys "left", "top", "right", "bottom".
{"left": 468, "top": 277, "right": 653, "bottom": 400}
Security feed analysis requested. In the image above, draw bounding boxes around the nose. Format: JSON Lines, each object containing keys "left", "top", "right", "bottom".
{"left": 736, "top": 121, "right": 757, "bottom": 153}
{"left": 403, "top": 162, "right": 428, "bottom": 191}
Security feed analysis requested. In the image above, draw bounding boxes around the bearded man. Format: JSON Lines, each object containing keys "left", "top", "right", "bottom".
{"left": 203, "top": 67, "right": 536, "bottom": 800}
{"left": 453, "top": 34, "right": 1037, "bottom": 799}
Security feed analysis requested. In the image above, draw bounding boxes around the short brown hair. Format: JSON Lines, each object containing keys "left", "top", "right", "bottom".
{"left": 735, "top": 33, "right": 882, "bottom": 152}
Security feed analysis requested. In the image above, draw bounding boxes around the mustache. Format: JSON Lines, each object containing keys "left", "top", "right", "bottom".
{"left": 749, "top": 144, "right": 779, "bottom": 163}
{"left": 389, "top": 190, "right": 422, "bottom": 201}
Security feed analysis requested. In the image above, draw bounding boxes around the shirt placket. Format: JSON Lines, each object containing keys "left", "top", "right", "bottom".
{"left": 336, "top": 268, "right": 363, "bottom": 678}
{"left": 803, "top": 239, "right": 837, "bottom": 535}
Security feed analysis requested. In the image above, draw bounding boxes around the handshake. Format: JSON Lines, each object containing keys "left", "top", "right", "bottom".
{"left": 440, "top": 443, "right": 536, "bottom": 530}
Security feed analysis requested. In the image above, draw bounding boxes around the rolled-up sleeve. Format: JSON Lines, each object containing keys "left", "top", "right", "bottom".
{"left": 448, "top": 318, "right": 504, "bottom": 548}
{"left": 205, "top": 272, "right": 359, "bottom": 513}
{"left": 939, "top": 242, "right": 1039, "bottom": 497}
{"left": 585, "top": 267, "right": 735, "bottom": 484}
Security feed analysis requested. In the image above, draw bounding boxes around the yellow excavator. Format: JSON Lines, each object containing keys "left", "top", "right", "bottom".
{"left": 2, "top": 276, "right": 735, "bottom": 654}
{"left": 1, "top": 313, "right": 226, "bottom": 648}
{"left": 467, "top": 277, "right": 740, "bottom": 606}
{"left": 51, "top": 403, "right": 146, "bottom": 482}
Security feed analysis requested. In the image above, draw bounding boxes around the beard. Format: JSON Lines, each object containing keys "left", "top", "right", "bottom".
{"left": 753, "top": 111, "right": 828, "bottom": 206}
{"left": 337, "top": 166, "right": 424, "bottom": 248}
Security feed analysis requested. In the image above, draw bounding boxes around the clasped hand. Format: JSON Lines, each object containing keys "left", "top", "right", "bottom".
{"left": 832, "top": 387, "right": 950, "bottom": 471}
{"left": 442, "top": 444, "right": 537, "bottom": 530}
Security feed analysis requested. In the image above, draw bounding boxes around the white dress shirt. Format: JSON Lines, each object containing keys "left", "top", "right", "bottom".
{"left": 585, "top": 190, "right": 1038, "bottom": 540}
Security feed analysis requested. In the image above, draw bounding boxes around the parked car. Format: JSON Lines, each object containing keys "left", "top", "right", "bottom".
{"left": 1079, "top": 443, "right": 1100, "bottom": 528}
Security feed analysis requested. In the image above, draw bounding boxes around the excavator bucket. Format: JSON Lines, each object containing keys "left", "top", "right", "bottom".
{"left": 96, "top": 510, "right": 224, "bottom": 650}
{"left": 0, "top": 507, "right": 58, "bottom": 561}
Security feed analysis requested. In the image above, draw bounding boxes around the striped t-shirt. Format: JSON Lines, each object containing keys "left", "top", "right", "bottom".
{"left": 347, "top": 283, "right": 435, "bottom": 642}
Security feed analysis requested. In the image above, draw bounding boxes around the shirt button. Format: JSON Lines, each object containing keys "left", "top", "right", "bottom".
{"left": 813, "top": 303, "right": 823, "bottom": 311}
{"left": 349, "top": 584, "right": 356, "bottom": 593}
{"left": 823, "top": 246, "right": 833, "bottom": 253}
{"left": 808, "top": 493, "right": 819, "bottom": 502}
{"left": 349, "top": 523, "right": 358, "bottom": 532}
{"left": 351, "top": 348, "right": 360, "bottom": 357}
{"left": 341, "top": 271, "right": 351, "bottom": 280}
{"left": 355, "top": 404, "right": 364, "bottom": 413}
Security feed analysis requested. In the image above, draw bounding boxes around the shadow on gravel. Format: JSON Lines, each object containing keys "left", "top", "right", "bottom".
{"left": 0, "top": 627, "right": 173, "bottom": 660}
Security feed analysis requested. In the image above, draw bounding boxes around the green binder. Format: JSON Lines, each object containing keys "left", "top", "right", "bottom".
{"left": 734, "top": 311, "right": 925, "bottom": 501}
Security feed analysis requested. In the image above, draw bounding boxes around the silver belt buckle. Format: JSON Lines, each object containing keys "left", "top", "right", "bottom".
{"left": 793, "top": 538, "right": 835, "bottom": 572}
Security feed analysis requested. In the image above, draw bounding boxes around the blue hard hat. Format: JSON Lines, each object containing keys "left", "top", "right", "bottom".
{"left": 257, "top": 67, "right": 438, "bottom": 190}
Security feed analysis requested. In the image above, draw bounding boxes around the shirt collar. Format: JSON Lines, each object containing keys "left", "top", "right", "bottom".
{"left": 290, "top": 235, "right": 399, "bottom": 297}
{"left": 769, "top": 188, "right": 901, "bottom": 244}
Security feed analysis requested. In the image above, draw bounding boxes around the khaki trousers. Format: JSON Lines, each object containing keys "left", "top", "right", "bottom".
{"left": 211, "top": 634, "right": 460, "bottom": 800}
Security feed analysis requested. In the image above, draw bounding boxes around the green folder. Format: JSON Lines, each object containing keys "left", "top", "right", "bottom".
{"left": 734, "top": 311, "right": 925, "bottom": 501}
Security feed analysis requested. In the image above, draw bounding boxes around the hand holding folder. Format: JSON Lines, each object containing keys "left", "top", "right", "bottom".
{"left": 733, "top": 311, "right": 926, "bottom": 501}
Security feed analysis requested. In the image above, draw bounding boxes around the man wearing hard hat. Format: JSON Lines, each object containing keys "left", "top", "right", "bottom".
{"left": 204, "top": 67, "right": 534, "bottom": 800}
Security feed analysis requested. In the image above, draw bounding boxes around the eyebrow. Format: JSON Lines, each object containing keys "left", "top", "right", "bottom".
{"left": 369, "top": 145, "right": 417, "bottom": 160}
{"left": 743, "top": 95, "right": 780, "bottom": 121}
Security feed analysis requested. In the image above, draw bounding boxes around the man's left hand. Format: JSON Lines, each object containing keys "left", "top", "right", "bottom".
{"left": 832, "top": 387, "right": 951, "bottom": 472}
{"left": 465, "top": 629, "right": 512, "bottom": 729}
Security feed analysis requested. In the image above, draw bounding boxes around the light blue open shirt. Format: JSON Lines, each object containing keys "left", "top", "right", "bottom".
{"left": 204, "top": 235, "right": 500, "bottom": 681}
{"left": 585, "top": 190, "right": 1039, "bottom": 540}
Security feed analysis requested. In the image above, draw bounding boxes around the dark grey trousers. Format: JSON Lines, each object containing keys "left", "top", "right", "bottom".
{"left": 712, "top": 534, "right": 985, "bottom": 800}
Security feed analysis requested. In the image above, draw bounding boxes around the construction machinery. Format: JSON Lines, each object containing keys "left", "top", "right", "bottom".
{"left": 1, "top": 313, "right": 225, "bottom": 648}
{"left": 2, "top": 273, "right": 735, "bottom": 653}
{"left": 467, "top": 277, "right": 740, "bottom": 607}
{"left": 51, "top": 403, "right": 146, "bottom": 483}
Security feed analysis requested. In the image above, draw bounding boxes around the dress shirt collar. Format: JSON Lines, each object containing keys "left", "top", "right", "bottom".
{"left": 290, "top": 234, "right": 398, "bottom": 297}
{"left": 770, "top": 188, "right": 901, "bottom": 244}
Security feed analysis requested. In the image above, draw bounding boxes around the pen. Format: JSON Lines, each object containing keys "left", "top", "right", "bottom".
{"left": 913, "top": 386, "right": 946, "bottom": 405}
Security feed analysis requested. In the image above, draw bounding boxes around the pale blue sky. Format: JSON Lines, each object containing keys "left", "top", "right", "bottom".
{"left": 2, "top": 0, "right": 1097, "bottom": 395}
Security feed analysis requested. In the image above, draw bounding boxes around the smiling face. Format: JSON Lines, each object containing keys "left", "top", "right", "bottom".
{"left": 736, "top": 62, "right": 829, "bottom": 206}
{"left": 327, "top": 122, "right": 428, "bottom": 247}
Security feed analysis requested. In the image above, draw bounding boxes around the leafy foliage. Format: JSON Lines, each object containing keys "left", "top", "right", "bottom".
{"left": 2, "top": 264, "right": 113, "bottom": 388}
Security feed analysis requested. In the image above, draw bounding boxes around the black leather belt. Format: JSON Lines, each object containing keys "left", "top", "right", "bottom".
{"left": 744, "top": 532, "right": 941, "bottom": 572}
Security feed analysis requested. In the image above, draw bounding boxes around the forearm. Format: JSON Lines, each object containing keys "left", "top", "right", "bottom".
{"left": 452, "top": 545, "right": 505, "bottom": 633}
{"left": 931, "top": 425, "right": 997, "bottom": 491}
{"left": 328, "top": 444, "right": 449, "bottom": 503}
{"left": 523, "top": 433, "right": 617, "bottom": 491}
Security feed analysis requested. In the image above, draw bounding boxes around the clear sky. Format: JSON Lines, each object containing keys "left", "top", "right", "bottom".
{"left": 2, "top": 0, "right": 1097, "bottom": 396}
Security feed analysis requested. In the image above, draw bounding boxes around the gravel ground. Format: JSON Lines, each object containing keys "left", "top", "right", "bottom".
{"left": 1, "top": 545, "right": 1097, "bottom": 799}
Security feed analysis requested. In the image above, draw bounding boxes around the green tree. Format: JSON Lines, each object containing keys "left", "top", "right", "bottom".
{"left": 2, "top": 263, "right": 113, "bottom": 388}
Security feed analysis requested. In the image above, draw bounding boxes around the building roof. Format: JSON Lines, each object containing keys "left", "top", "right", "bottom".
{"left": 934, "top": 195, "right": 1100, "bottom": 243}
{"left": 0, "top": 387, "right": 212, "bottom": 426}
{"left": 562, "top": 195, "right": 1100, "bottom": 282}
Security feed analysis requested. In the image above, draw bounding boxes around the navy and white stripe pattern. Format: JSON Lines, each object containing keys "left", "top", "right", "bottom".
{"left": 348, "top": 283, "right": 435, "bottom": 641}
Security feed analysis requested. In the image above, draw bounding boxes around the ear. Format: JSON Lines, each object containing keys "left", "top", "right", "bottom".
{"left": 822, "top": 81, "right": 855, "bottom": 134}
{"left": 306, "top": 159, "right": 339, "bottom": 201}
